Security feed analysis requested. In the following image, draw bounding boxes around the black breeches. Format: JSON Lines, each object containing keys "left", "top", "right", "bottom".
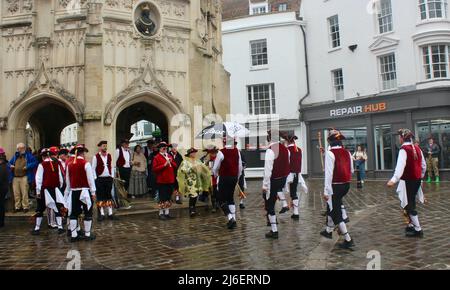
{"left": 265, "top": 177, "right": 287, "bottom": 216}
{"left": 119, "top": 167, "right": 131, "bottom": 190}
{"left": 327, "top": 183, "right": 350, "bottom": 225}
{"left": 217, "top": 176, "right": 238, "bottom": 215}
{"left": 95, "top": 177, "right": 113, "bottom": 202}
{"left": 289, "top": 173, "right": 299, "bottom": 200}
{"left": 35, "top": 188, "right": 64, "bottom": 217}
{"left": 69, "top": 190, "right": 93, "bottom": 220}
{"left": 404, "top": 180, "right": 421, "bottom": 216}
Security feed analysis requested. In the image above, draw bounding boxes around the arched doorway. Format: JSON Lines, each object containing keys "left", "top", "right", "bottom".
{"left": 8, "top": 94, "right": 80, "bottom": 151}
{"left": 115, "top": 102, "right": 169, "bottom": 145}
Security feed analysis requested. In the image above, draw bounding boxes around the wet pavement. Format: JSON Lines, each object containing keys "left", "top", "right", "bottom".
{"left": 0, "top": 179, "right": 449, "bottom": 270}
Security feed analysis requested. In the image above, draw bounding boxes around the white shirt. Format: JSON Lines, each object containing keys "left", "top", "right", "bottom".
{"left": 35, "top": 158, "right": 64, "bottom": 193}
{"left": 92, "top": 153, "right": 113, "bottom": 179}
{"left": 115, "top": 147, "right": 131, "bottom": 168}
{"left": 65, "top": 156, "right": 96, "bottom": 194}
{"left": 324, "top": 146, "right": 354, "bottom": 197}
{"left": 212, "top": 146, "right": 243, "bottom": 178}
{"left": 389, "top": 142, "right": 426, "bottom": 184}
{"left": 262, "top": 142, "right": 291, "bottom": 191}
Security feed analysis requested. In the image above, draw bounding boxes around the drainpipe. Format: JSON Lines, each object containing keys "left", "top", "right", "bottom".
{"left": 298, "top": 24, "right": 310, "bottom": 122}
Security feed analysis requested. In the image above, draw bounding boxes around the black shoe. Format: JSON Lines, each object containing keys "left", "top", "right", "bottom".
{"left": 343, "top": 218, "right": 350, "bottom": 223}
{"left": 58, "top": 228, "right": 65, "bottom": 235}
{"left": 176, "top": 200, "right": 182, "bottom": 205}
{"left": 31, "top": 229, "right": 40, "bottom": 236}
{"left": 98, "top": 215, "right": 105, "bottom": 222}
{"left": 279, "top": 207, "right": 289, "bottom": 214}
{"left": 189, "top": 211, "right": 196, "bottom": 218}
{"left": 265, "top": 231, "right": 279, "bottom": 239}
{"left": 405, "top": 226, "right": 415, "bottom": 233}
{"left": 77, "top": 230, "right": 85, "bottom": 237}
{"left": 165, "top": 214, "right": 174, "bottom": 219}
{"left": 70, "top": 236, "right": 82, "bottom": 243}
{"left": 67, "top": 229, "right": 71, "bottom": 237}
{"left": 291, "top": 214, "right": 300, "bottom": 220}
{"left": 107, "top": 215, "right": 119, "bottom": 220}
{"left": 13, "top": 208, "right": 21, "bottom": 213}
{"left": 159, "top": 214, "right": 167, "bottom": 220}
{"left": 23, "top": 209, "right": 29, "bottom": 214}
{"left": 239, "top": 204, "right": 246, "bottom": 209}
{"left": 211, "top": 207, "right": 217, "bottom": 213}
{"left": 405, "top": 229, "right": 423, "bottom": 238}
{"left": 339, "top": 239, "right": 355, "bottom": 249}
{"left": 320, "top": 230, "right": 332, "bottom": 239}
{"left": 227, "top": 219, "right": 237, "bottom": 230}
{"left": 83, "top": 234, "right": 96, "bottom": 241}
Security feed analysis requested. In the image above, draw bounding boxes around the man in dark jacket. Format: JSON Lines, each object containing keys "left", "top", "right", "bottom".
{"left": 169, "top": 143, "right": 183, "bottom": 204}
{"left": 0, "top": 147, "right": 10, "bottom": 227}
{"left": 9, "top": 143, "right": 38, "bottom": 213}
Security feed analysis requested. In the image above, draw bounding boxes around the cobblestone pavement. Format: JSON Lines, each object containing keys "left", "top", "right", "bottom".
{"left": 0, "top": 179, "right": 448, "bottom": 270}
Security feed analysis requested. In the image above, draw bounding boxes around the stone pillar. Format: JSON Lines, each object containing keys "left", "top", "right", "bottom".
{"left": 82, "top": 0, "right": 104, "bottom": 156}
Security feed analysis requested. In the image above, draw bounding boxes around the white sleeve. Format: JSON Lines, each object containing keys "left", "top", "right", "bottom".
{"left": 420, "top": 150, "right": 426, "bottom": 178}
{"left": 324, "top": 151, "right": 335, "bottom": 196}
{"left": 35, "top": 164, "right": 43, "bottom": 192}
{"left": 91, "top": 155, "right": 97, "bottom": 179}
{"left": 349, "top": 152, "right": 354, "bottom": 174}
{"left": 212, "top": 151, "right": 224, "bottom": 178}
{"left": 390, "top": 149, "right": 407, "bottom": 184}
{"left": 262, "top": 149, "right": 275, "bottom": 190}
{"left": 65, "top": 167, "right": 71, "bottom": 194}
{"left": 59, "top": 167, "right": 64, "bottom": 188}
{"left": 85, "top": 163, "right": 97, "bottom": 193}
{"left": 238, "top": 151, "right": 243, "bottom": 178}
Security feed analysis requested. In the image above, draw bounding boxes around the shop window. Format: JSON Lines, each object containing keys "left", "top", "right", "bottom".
{"left": 374, "top": 125, "right": 394, "bottom": 170}
{"left": 415, "top": 119, "right": 450, "bottom": 169}
{"left": 322, "top": 127, "right": 367, "bottom": 155}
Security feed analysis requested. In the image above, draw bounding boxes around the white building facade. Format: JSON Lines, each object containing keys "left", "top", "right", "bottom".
{"left": 222, "top": 10, "right": 308, "bottom": 177}
{"left": 300, "top": 0, "right": 450, "bottom": 178}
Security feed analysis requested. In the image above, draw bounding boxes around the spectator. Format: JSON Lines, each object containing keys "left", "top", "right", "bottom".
{"left": 425, "top": 138, "right": 440, "bottom": 183}
{"left": 128, "top": 145, "right": 147, "bottom": 198}
{"left": 169, "top": 143, "right": 183, "bottom": 204}
{"left": 352, "top": 145, "right": 367, "bottom": 187}
{"left": 0, "top": 147, "right": 10, "bottom": 227}
{"left": 9, "top": 143, "right": 37, "bottom": 213}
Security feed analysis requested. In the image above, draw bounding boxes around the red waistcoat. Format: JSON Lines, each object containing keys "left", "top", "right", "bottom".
{"left": 42, "top": 160, "right": 60, "bottom": 189}
{"left": 219, "top": 148, "right": 239, "bottom": 177}
{"left": 116, "top": 148, "right": 128, "bottom": 168}
{"left": 68, "top": 158, "right": 89, "bottom": 188}
{"left": 95, "top": 153, "right": 112, "bottom": 176}
{"left": 270, "top": 143, "right": 290, "bottom": 179}
{"left": 288, "top": 145, "right": 302, "bottom": 174}
{"left": 330, "top": 148, "right": 352, "bottom": 183}
{"left": 401, "top": 144, "right": 423, "bottom": 181}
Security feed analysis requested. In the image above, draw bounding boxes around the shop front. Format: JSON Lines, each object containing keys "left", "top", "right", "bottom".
{"left": 301, "top": 87, "right": 450, "bottom": 179}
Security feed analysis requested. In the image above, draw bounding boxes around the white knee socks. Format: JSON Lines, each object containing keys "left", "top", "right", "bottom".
{"left": 35, "top": 217, "right": 42, "bottom": 231}
{"left": 107, "top": 206, "right": 113, "bottom": 216}
{"left": 269, "top": 215, "right": 278, "bottom": 232}
{"left": 84, "top": 220, "right": 92, "bottom": 237}
{"left": 228, "top": 205, "right": 236, "bottom": 220}
{"left": 338, "top": 222, "right": 351, "bottom": 241}
{"left": 277, "top": 192, "right": 288, "bottom": 208}
{"left": 409, "top": 215, "right": 422, "bottom": 231}
{"left": 56, "top": 217, "right": 63, "bottom": 229}
{"left": 70, "top": 220, "right": 78, "bottom": 238}
{"left": 293, "top": 199, "right": 299, "bottom": 215}
{"left": 341, "top": 205, "right": 348, "bottom": 220}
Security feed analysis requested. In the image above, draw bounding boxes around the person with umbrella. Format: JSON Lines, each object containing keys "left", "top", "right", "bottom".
{"left": 212, "top": 137, "right": 243, "bottom": 230}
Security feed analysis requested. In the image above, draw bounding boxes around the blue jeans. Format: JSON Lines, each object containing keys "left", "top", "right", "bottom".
{"left": 355, "top": 160, "right": 366, "bottom": 181}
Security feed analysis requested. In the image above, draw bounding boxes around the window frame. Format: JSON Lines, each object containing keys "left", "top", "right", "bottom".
{"left": 249, "top": 39, "right": 268, "bottom": 68}
{"left": 421, "top": 44, "right": 450, "bottom": 80}
{"left": 247, "top": 83, "right": 276, "bottom": 115}
{"left": 377, "top": 0, "right": 394, "bottom": 34}
{"left": 419, "top": 0, "right": 448, "bottom": 20}
{"left": 378, "top": 52, "right": 398, "bottom": 91}
{"left": 332, "top": 68, "right": 344, "bottom": 101}
{"left": 328, "top": 15, "right": 341, "bottom": 49}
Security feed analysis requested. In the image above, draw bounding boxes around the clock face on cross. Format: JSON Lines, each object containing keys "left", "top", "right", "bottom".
{"left": 134, "top": 2, "right": 158, "bottom": 37}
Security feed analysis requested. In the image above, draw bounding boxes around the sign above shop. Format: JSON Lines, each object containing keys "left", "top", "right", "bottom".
{"left": 330, "top": 102, "right": 387, "bottom": 117}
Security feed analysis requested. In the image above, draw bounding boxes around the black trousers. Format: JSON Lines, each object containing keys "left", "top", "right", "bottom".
{"left": 35, "top": 188, "right": 65, "bottom": 217}
{"left": 95, "top": 177, "right": 113, "bottom": 203}
{"left": 289, "top": 173, "right": 299, "bottom": 200}
{"left": 404, "top": 180, "right": 422, "bottom": 216}
{"left": 265, "top": 177, "right": 287, "bottom": 216}
{"left": 118, "top": 167, "right": 131, "bottom": 191}
{"left": 217, "top": 176, "right": 238, "bottom": 215}
{"left": 157, "top": 183, "right": 173, "bottom": 203}
{"left": 327, "top": 183, "right": 350, "bottom": 225}
{"left": 0, "top": 189, "right": 6, "bottom": 226}
{"left": 69, "top": 190, "right": 93, "bottom": 220}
